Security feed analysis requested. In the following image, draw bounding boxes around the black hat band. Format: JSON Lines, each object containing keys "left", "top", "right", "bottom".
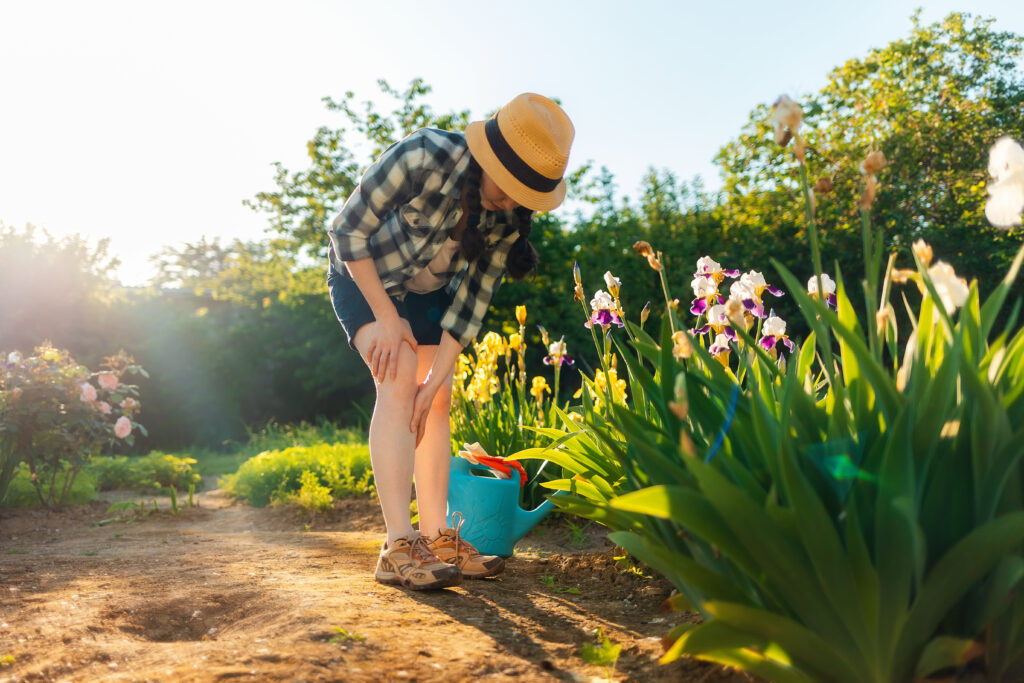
{"left": 485, "top": 118, "right": 561, "bottom": 193}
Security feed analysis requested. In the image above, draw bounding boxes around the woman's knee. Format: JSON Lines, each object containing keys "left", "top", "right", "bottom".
{"left": 375, "top": 346, "right": 420, "bottom": 403}
{"left": 430, "top": 379, "right": 453, "bottom": 412}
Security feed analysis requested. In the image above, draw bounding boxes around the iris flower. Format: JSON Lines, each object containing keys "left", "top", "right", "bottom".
{"left": 986, "top": 136, "right": 1024, "bottom": 228}
{"left": 690, "top": 276, "right": 722, "bottom": 315}
{"left": 759, "top": 315, "right": 795, "bottom": 353}
{"left": 807, "top": 273, "right": 837, "bottom": 309}
{"left": 694, "top": 256, "right": 740, "bottom": 285}
{"left": 586, "top": 290, "right": 624, "bottom": 328}
{"left": 543, "top": 339, "right": 574, "bottom": 366}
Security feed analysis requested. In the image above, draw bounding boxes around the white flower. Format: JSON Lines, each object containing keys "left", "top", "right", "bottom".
{"left": 114, "top": 416, "right": 132, "bottom": 439}
{"left": 691, "top": 277, "right": 718, "bottom": 298}
{"left": 729, "top": 280, "right": 755, "bottom": 302}
{"left": 763, "top": 316, "right": 787, "bottom": 337}
{"left": 807, "top": 273, "right": 837, "bottom": 295}
{"left": 602, "top": 271, "right": 621, "bottom": 295}
{"left": 708, "top": 304, "right": 728, "bottom": 326}
{"left": 548, "top": 340, "right": 567, "bottom": 356}
{"left": 7, "top": 352, "right": 20, "bottom": 364}
{"left": 928, "top": 261, "right": 970, "bottom": 313}
{"left": 740, "top": 270, "right": 767, "bottom": 290}
{"left": 986, "top": 136, "right": 1024, "bottom": 229}
{"left": 696, "top": 256, "right": 722, "bottom": 275}
{"left": 590, "top": 290, "right": 615, "bottom": 311}
{"left": 709, "top": 333, "right": 732, "bottom": 356}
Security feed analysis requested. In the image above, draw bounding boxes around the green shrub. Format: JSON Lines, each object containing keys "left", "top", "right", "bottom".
{"left": 88, "top": 452, "right": 201, "bottom": 492}
{"left": 220, "top": 442, "right": 373, "bottom": 507}
{"left": 0, "top": 463, "right": 97, "bottom": 508}
{"left": 243, "top": 419, "right": 366, "bottom": 453}
{"left": 279, "top": 470, "right": 334, "bottom": 512}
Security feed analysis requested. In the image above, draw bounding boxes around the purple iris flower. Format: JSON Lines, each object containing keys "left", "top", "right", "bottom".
{"left": 742, "top": 299, "right": 766, "bottom": 319}
{"left": 585, "top": 309, "right": 624, "bottom": 328}
{"left": 543, "top": 354, "right": 575, "bottom": 367}
{"left": 760, "top": 335, "right": 796, "bottom": 353}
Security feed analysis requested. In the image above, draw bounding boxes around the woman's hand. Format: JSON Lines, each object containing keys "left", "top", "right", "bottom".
{"left": 410, "top": 376, "right": 442, "bottom": 446}
{"left": 366, "top": 314, "right": 418, "bottom": 382}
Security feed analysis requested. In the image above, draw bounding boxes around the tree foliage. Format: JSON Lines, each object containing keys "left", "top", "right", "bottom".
{"left": 244, "top": 78, "right": 472, "bottom": 259}
{"left": 715, "top": 11, "right": 1024, "bottom": 296}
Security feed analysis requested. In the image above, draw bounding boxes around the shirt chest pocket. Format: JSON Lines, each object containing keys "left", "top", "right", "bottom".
{"left": 398, "top": 204, "right": 435, "bottom": 237}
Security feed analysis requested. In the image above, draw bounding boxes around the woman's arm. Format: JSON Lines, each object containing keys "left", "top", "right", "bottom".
{"left": 410, "top": 329, "right": 462, "bottom": 444}
{"left": 345, "top": 258, "right": 419, "bottom": 381}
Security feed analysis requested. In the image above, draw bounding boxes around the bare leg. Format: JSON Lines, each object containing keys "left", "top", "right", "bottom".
{"left": 353, "top": 322, "right": 420, "bottom": 545}
{"left": 412, "top": 345, "right": 455, "bottom": 539}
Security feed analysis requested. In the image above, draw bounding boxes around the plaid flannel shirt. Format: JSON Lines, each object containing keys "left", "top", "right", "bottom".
{"left": 328, "top": 128, "right": 521, "bottom": 347}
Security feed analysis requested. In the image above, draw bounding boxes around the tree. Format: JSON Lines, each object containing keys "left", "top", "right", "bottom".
{"left": 715, "top": 11, "right": 1024, "bottom": 303}
{"left": 0, "top": 224, "right": 121, "bottom": 361}
{"left": 245, "top": 78, "right": 472, "bottom": 259}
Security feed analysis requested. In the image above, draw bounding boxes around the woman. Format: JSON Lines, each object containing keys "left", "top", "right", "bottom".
{"left": 327, "top": 93, "right": 574, "bottom": 590}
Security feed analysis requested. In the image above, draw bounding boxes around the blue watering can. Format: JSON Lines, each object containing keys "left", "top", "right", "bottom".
{"left": 445, "top": 457, "right": 560, "bottom": 557}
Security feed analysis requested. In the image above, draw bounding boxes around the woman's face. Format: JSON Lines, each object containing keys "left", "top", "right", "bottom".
{"left": 479, "top": 171, "right": 521, "bottom": 212}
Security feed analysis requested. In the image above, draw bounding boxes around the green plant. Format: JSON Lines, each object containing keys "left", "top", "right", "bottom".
{"left": 0, "top": 345, "right": 146, "bottom": 507}
{"left": 220, "top": 442, "right": 372, "bottom": 507}
{"left": 329, "top": 627, "right": 366, "bottom": 643}
{"left": 98, "top": 499, "right": 155, "bottom": 525}
{"left": 580, "top": 628, "right": 621, "bottom": 681}
{"left": 281, "top": 470, "right": 333, "bottom": 512}
{"left": 565, "top": 518, "right": 589, "bottom": 550}
{"left": 88, "top": 452, "right": 200, "bottom": 492}
{"left": 515, "top": 117, "right": 1024, "bottom": 679}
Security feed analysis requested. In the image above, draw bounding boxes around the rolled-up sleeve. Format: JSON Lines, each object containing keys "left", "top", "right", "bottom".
{"left": 440, "top": 235, "right": 516, "bottom": 347}
{"left": 328, "top": 134, "right": 425, "bottom": 262}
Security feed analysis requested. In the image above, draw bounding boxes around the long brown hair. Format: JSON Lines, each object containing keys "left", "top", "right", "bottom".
{"left": 460, "top": 158, "right": 538, "bottom": 280}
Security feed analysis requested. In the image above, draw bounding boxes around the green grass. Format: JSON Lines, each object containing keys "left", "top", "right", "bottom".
{"left": 0, "top": 464, "right": 97, "bottom": 508}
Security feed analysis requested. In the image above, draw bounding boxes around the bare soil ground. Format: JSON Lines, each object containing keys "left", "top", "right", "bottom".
{"left": 0, "top": 486, "right": 756, "bottom": 682}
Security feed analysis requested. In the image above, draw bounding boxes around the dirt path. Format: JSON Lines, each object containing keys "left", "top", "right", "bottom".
{"left": 0, "top": 488, "right": 753, "bottom": 682}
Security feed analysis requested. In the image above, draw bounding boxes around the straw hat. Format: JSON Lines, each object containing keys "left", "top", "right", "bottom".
{"left": 465, "top": 93, "right": 574, "bottom": 212}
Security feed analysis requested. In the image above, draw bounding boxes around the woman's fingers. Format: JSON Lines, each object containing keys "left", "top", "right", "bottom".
{"left": 403, "top": 329, "right": 419, "bottom": 353}
{"left": 411, "top": 395, "right": 428, "bottom": 446}
{"left": 388, "top": 345, "right": 400, "bottom": 380}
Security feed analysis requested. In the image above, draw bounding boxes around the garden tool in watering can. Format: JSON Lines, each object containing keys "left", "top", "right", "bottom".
{"left": 445, "top": 443, "right": 562, "bottom": 557}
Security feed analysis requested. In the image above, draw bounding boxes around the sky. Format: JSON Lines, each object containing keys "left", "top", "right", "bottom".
{"left": 2, "top": 0, "right": 1023, "bottom": 286}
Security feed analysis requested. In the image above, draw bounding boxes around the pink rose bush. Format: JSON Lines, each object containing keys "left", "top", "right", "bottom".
{"left": 1, "top": 345, "right": 147, "bottom": 507}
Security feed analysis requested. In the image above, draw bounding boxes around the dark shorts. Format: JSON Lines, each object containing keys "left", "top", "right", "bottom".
{"left": 327, "top": 265, "right": 454, "bottom": 351}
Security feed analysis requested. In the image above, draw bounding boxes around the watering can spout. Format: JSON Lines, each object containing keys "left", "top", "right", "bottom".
{"left": 512, "top": 492, "right": 564, "bottom": 542}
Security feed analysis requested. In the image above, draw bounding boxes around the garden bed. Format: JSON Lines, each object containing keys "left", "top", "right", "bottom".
{"left": 0, "top": 487, "right": 754, "bottom": 682}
